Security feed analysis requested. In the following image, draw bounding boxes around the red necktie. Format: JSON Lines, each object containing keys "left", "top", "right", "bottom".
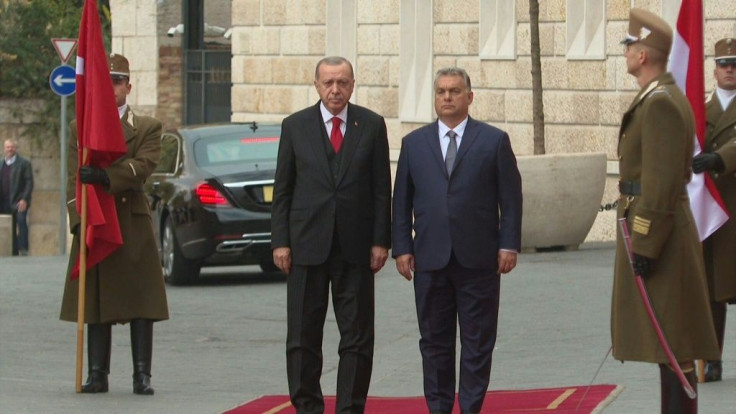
{"left": 330, "top": 117, "right": 343, "bottom": 153}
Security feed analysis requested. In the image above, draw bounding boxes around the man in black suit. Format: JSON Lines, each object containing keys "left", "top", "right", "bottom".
{"left": 392, "top": 67, "right": 523, "bottom": 414}
{"left": 271, "top": 56, "right": 392, "bottom": 414}
{"left": 1, "top": 139, "right": 33, "bottom": 256}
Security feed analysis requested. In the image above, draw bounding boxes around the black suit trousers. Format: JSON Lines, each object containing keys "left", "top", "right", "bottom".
{"left": 286, "top": 242, "right": 375, "bottom": 414}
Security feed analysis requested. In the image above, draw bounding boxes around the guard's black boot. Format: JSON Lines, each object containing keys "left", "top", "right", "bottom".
{"left": 660, "top": 364, "right": 697, "bottom": 414}
{"left": 704, "top": 360, "right": 722, "bottom": 382}
{"left": 131, "top": 318, "right": 155, "bottom": 395}
{"left": 81, "top": 323, "right": 111, "bottom": 393}
{"left": 680, "top": 370, "right": 698, "bottom": 414}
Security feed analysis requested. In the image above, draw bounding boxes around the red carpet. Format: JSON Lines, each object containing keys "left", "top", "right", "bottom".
{"left": 223, "top": 384, "right": 622, "bottom": 414}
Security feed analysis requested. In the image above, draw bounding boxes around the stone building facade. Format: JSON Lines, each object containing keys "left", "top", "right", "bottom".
{"left": 0, "top": 100, "right": 61, "bottom": 256}
{"left": 66, "top": 0, "right": 736, "bottom": 252}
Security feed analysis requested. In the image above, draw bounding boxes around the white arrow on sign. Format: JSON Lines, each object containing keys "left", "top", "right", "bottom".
{"left": 53, "top": 74, "right": 75, "bottom": 87}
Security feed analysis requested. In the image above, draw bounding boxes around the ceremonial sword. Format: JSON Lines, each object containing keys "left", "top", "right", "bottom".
{"left": 618, "top": 217, "right": 696, "bottom": 399}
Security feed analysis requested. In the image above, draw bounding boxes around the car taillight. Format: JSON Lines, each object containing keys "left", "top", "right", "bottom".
{"left": 195, "top": 183, "right": 229, "bottom": 206}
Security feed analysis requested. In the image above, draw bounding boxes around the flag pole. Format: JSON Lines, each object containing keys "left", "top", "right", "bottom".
{"left": 76, "top": 148, "right": 89, "bottom": 393}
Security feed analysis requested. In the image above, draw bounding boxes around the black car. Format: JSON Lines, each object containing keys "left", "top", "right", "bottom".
{"left": 145, "top": 122, "right": 281, "bottom": 285}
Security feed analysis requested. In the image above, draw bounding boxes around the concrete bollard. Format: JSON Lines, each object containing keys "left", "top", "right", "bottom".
{"left": 0, "top": 214, "right": 12, "bottom": 256}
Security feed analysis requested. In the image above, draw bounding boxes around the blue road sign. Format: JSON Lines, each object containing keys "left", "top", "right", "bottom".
{"left": 49, "top": 65, "right": 76, "bottom": 96}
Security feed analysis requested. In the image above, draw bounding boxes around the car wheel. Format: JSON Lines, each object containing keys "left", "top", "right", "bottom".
{"left": 162, "top": 217, "right": 200, "bottom": 285}
{"left": 259, "top": 258, "right": 280, "bottom": 273}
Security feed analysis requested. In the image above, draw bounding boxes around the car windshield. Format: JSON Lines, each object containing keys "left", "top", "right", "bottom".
{"left": 194, "top": 135, "right": 279, "bottom": 167}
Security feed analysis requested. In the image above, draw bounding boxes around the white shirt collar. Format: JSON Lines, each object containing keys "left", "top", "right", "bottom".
{"left": 438, "top": 117, "right": 469, "bottom": 139}
{"left": 320, "top": 102, "right": 348, "bottom": 125}
{"left": 118, "top": 104, "right": 128, "bottom": 119}
{"left": 716, "top": 87, "right": 736, "bottom": 111}
{"left": 4, "top": 154, "right": 16, "bottom": 165}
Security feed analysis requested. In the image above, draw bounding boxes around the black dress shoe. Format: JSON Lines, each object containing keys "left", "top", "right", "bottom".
{"left": 80, "top": 371, "right": 108, "bottom": 393}
{"left": 704, "top": 360, "right": 722, "bottom": 382}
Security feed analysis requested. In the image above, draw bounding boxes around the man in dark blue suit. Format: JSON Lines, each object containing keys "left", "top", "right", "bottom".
{"left": 392, "top": 67, "right": 523, "bottom": 414}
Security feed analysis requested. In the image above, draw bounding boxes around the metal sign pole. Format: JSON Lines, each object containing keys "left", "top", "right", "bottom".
{"left": 50, "top": 38, "right": 77, "bottom": 255}
{"left": 60, "top": 95, "right": 67, "bottom": 255}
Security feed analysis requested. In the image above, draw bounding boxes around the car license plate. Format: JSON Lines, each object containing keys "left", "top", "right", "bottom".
{"left": 263, "top": 185, "right": 274, "bottom": 203}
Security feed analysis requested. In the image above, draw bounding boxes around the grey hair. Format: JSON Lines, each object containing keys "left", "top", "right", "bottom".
{"left": 434, "top": 67, "right": 472, "bottom": 92}
{"left": 315, "top": 56, "right": 354, "bottom": 80}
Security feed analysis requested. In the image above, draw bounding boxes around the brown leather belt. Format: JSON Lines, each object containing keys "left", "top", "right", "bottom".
{"left": 619, "top": 181, "right": 641, "bottom": 196}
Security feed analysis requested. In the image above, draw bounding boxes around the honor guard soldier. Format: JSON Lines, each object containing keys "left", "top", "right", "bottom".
{"left": 693, "top": 37, "right": 736, "bottom": 382}
{"left": 60, "top": 53, "right": 169, "bottom": 395}
{"left": 612, "top": 8, "right": 720, "bottom": 413}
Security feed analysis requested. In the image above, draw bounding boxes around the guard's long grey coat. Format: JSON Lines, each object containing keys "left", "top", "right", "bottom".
{"left": 60, "top": 108, "right": 169, "bottom": 324}
{"left": 612, "top": 73, "right": 719, "bottom": 363}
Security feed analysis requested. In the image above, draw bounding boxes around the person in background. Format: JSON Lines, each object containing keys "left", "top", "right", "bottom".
{"left": 392, "top": 67, "right": 523, "bottom": 414}
{"left": 60, "top": 53, "right": 169, "bottom": 395}
{"left": 612, "top": 9, "right": 720, "bottom": 413}
{"left": 693, "top": 37, "right": 736, "bottom": 382}
{"left": 0, "top": 138, "right": 33, "bottom": 256}
{"left": 271, "top": 56, "right": 392, "bottom": 413}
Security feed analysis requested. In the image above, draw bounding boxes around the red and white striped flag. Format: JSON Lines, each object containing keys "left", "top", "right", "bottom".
{"left": 668, "top": 0, "right": 729, "bottom": 240}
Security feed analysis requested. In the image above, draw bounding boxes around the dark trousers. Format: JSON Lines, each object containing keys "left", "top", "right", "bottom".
{"left": 11, "top": 209, "right": 28, "bottom": 255}
{"left": 704, "top": 240, "right": 727, "bottom": 355}
{"left": 413, "top": 254, "right": 500, "bottom": 413}
{"left": 286, "top": 245, "right": 375, "bottom": 414}
{"left": 710, "top": 300, "right": 726, "bottom": 353}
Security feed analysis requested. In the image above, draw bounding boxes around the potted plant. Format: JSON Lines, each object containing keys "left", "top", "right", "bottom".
{"left": 517, "top": 0, "right": 606, "bottom": 251}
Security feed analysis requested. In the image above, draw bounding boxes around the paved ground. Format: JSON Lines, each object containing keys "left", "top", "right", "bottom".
{"left": 1, "top": 242, "right": 734, "bottom": 413}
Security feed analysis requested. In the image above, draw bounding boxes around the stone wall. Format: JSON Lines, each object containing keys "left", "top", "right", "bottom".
{"left": 106, "top": 0, "right": 736, "bottom": 246}
{"left": 224, "top": 0, "right": 736, "bottom": 243}
{"left": 3, "top": 1, "right": 733, "bottom": 255}
{"left": 157, "top": 45, "right": 183, "bottom": 131}
{"left": 110, "top": 0, "right": 160, "bottom": 117}
{"left": 0, "top": 99, "right": 66, "bottom": 256}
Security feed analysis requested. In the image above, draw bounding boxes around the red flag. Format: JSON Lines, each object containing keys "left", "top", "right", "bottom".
{"left": 72, "top": 0, "right": 128, "bottom": 278}
{"left": 668, "top": 0, "right": 729, "bottom": 241}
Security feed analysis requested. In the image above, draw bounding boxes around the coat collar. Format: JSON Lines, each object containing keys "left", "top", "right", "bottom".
{"left": 335, "top": 102, "right": 365, "bottom": 185}
{"left": 429, "top": 116, "right": 481, "bottom": 179}
{"left": 706, "top": 90, "right": 736, "bottom": 138}
{"left": 301, "top": 101, "right": 366, "bottom": 186}
{"left": 121, "top": 107, "right": 137, "bottom": 143}
{"left": 626, "top": 72, "right": 674, "bottom": 112}
{"left": 620, "top": 72, "right": 675, "bottom": 137}
{"left": 302, "top": 102, "right": 333, "bottom": 183}
{"left": 449, "top": 117, "right": 481, "bottom": 178}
